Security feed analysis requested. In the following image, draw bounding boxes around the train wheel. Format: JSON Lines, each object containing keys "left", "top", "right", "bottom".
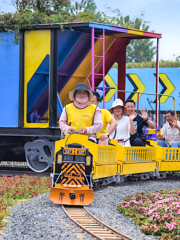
{"left": 26, "top": 139, "right": 51, "bottom": 173}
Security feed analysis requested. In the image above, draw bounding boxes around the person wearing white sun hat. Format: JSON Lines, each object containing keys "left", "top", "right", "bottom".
{"left": 109, "top": 99, "right": 136, "bottom": 146}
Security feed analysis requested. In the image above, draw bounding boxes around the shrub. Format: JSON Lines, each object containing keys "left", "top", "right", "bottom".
{"left": 117, "top": 188, "right": 180, "bottom": 240}
{"left": 0, "top": 175, "right": 51, "bottom": 229}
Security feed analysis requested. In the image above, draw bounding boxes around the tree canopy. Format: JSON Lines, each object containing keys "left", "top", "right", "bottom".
{"left": 10, "top": 0, "right": 70, "bottom": 14}
{"left": 0, "top": 0, "right": 157, "bottom": 62}
{"left": 104, "top": 9, "right": 156, "bottom": 62}
{"left": 64, "top": 0, "right": 97, "bottom": 15}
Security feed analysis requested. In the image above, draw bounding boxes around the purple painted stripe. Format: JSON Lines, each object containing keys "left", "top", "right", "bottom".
{"left": 57, "top": 32, "right": 92, "bottom": 93}
{"left": 112, "top": 26, "right": 128, "bottom": 33}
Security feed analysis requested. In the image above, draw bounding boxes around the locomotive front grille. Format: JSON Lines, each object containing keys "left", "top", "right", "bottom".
{"left": 55, "top": 145, "right": 93, "bottom": 187}
{"left": 60, "top": 163, "right": 85, "bottom": 185}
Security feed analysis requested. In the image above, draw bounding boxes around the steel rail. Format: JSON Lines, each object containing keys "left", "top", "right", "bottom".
{"left": 0, "top": 169, "right": 50, "bottom": 177}
{"left": 62, "top": 205, "right": 134, "bottom": 240}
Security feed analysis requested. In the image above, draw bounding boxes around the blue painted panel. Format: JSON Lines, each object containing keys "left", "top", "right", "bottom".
{"left": 0, "top": 32, "right": 19, "bottom": 127}
{"left": 89, "top": 22, "right": 113, "bottom": 31}
{"left": 57, "top": 92, "right": 63, "bottom": 116}
{"left": 98, "top": 68, "right": 180, "bottom": 112}
{"left": 125, "top": 68, "right": 179, "bottom": 112}
{"left": 27, "top": 55, "right": 49, "bottom": 113}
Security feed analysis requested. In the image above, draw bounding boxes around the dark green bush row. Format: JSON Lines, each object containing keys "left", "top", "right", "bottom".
{"left": 112, "top": 60, "right": 180, "bottom": 69}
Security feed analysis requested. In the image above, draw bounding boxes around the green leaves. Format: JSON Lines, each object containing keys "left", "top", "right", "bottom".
{"left": 10, "top": 0, "right": 70, "bottom": 14}
{"left": 126, "top": 39, "right": 156, "bottom": 63}
{"left": 111, "top": 60, "right": 180, "bottom": 69}
{"left": 0, "top": 175, "right": 51, "bottom": 229}
{"left": 0, "top": 0, "right": 158, "bottom": 62}
{"left": 117, "top": 189, "right": 180, "bottom": 239}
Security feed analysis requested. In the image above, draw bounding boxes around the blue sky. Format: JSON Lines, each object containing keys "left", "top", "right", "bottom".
{"left": 1, "top": 0, "right": 180, "bottom": 61}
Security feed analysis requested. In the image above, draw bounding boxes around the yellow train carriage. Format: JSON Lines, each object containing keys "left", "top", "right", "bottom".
{"left": 151, "top": 141, "right": 180, "bottom": 175}
{"left": 111, "top": 139, "right": 158, "bottom": 180}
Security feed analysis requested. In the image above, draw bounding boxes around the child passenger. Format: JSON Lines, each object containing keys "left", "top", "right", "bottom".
{"left": 59, "top": 82, "right": 103, "bottom": 140}
{"left": 109, "top": 99, "right": 136, "bottom": 146}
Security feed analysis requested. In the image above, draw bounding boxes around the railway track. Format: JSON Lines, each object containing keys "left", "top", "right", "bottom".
{"left": 0, "top": 169, "right": 50, "bottom": 177}
{"left": 0, "top": 166, "right": 51, "bottom": 177}
{"left": 62, "top": 206, "right": 134, "bottom": 240}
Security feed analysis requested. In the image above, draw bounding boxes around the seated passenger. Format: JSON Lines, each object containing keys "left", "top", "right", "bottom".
{"left": 91, "top": 91, "right": 117, "bottom": 145}
{"left": 125, "top": 99, "right": 156, "bottom": 146}
{"left": 157, "top": 110, "right": 180, "bottom": 147}
{"left": 59, "top": 83, "right": 103, "bottom": 140}
{"left": 109, "top": 99, "right": 136, "bottom": 146}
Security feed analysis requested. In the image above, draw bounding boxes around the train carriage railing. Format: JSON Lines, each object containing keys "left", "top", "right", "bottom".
{"left": 116, "top": 145, "right": 157, "bottom": 176}
{"left": 150, "top": 142, "right": 180, "bottom": 171}
{"left": 125, "top": 147, "right": 155, "bottom": 163}
{"left": 97, "top": 147, "right": 117, "bottom": 164}
{"left": 90, "top": 145, "right": 118, "bottom": 180}
{"left": 164, "top": 149, "right": 180, "bottom": 162}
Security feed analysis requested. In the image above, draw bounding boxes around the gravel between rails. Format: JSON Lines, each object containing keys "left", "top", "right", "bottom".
{"left": 0, "top": 180, "right": 180, "bottom": 240}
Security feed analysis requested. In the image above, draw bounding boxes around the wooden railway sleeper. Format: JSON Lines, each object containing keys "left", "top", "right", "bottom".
{"left": 62, "top": 206, "right": 134, "bottom": 240}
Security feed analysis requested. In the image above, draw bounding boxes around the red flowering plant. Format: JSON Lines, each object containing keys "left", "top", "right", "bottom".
{"left": 0, "top": 175, "right": 51, "bottom": 229}
{"left": 117, "top": 188, "right": 180, "bottom": 240}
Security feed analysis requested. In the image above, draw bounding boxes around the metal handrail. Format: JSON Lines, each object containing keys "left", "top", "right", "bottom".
{"left": 116, "top": 89, "right": 176, "bottom": 115}
{"left": 115, "top": 89, "right": 177, "bottom": 127}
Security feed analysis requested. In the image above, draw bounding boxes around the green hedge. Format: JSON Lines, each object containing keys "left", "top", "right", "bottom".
{"left": 112, "top": 61, "right": 180, "bottom": 69}
{"left": 0, "top": 10, "right": 105, "bottom": 43}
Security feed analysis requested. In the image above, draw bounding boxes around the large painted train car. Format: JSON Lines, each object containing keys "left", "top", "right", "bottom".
{"left": 0, "top": 22, "right": 162, "bottom": 173}
{"left": 50, "top": 133, "right": 180, "bottom": 206}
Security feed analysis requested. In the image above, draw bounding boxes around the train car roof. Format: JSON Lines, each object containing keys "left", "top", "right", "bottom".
{"left": 21, "top": 21, "right": 162, "bottom": 39}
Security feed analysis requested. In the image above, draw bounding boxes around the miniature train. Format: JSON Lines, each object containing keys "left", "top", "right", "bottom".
{"left": 0, "top": 22, "right": 162, "bottom": 172}
{"left": 50, "top": 133, "right": 180, "bottom": 206}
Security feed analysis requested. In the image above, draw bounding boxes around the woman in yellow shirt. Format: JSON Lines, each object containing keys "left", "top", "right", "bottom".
{"left": 92, "top": 91, "right": 117, "bottom": 145}
{"left": 59, "top": 83, "right": 103, "bottom": 138}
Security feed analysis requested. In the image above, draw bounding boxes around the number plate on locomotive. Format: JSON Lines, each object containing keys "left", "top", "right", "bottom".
{"left": 63, "top": 148, "right": 86, "bottom": 155}
{"left": 64, "top": 149, "right": 72, "bottom": 154}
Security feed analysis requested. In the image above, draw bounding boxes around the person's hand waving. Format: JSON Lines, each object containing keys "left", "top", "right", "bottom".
{"left": 139, "top": 108, "right": 148, "bottom": 121}
{"left": 169, "top": 117, "right": 177, "bottom": 127}
{"left": 129, "top": 112, "right": 137, "bottom": 121}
